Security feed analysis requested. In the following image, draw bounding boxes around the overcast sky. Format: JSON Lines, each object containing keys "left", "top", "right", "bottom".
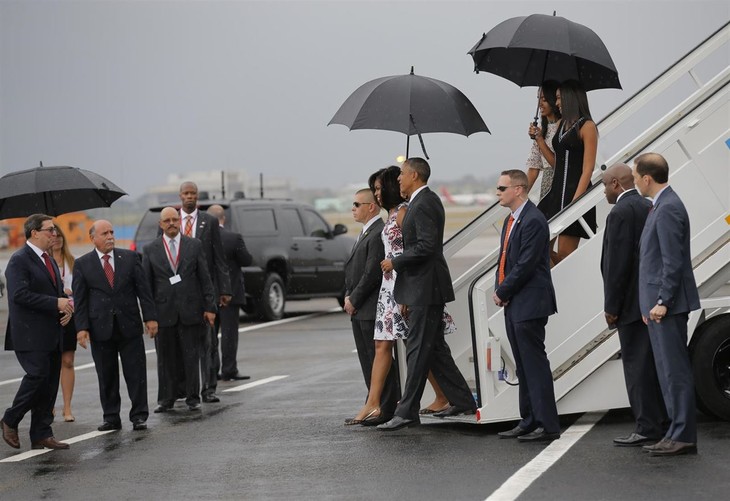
{"left": 1, "top": 0, "right": 728, "bottom": 198}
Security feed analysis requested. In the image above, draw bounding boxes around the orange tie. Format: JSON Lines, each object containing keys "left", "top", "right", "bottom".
{"left": 184, "top": 215, "right": 193, "bottom": 236}
{"left": 498, "top": 215, "right": 514, "bottom": 285}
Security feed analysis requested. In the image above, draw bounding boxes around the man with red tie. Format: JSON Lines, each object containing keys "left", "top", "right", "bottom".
{"left": 2, "top": 214, "right": 74, "bottom": 451}
{"left": 492, "top": 170, "right": 560, "bottom": 443}
{"left": 73, "top": 220, "right": 158, "bottom": 432}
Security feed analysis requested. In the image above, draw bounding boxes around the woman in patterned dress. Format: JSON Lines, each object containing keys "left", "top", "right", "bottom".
{"left": 526, "top": 81, "right": 561, "bottom": 201}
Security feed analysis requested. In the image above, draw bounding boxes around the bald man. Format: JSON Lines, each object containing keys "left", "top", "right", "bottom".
{"left": 74, "top": 220, "right": 158, "bottom": 431}
{"left": 600, "top": 164, "right": 667, "bottom": 447}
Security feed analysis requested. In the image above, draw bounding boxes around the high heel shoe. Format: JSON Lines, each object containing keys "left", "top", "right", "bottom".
{"left": 361, "top": 409, "right": 387, "bottom": 427}
{"left": 63, "top": 414, "right": 75, "bottom": 422}
{"left": 344, "top": 408, "right": 379, "bottom": 426}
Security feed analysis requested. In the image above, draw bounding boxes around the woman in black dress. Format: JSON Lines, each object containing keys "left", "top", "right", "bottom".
{"left": 537, "top": 80, "right": 598, "bottom": 264}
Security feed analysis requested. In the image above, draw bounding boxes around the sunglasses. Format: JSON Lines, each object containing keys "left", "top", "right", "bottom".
{"left": 497, "top": 184, "right": 526, "bottom": 192}
{"left": 352, "top": 202, "right": 374, "bottom": 208}
{"left": 37, "top": 226, "right": 58, "bottom": 234}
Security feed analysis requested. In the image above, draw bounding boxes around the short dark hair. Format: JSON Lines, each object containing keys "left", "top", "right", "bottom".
{"left": 374, "top": 165, "right": 405, "bottom": 211}
{"left": 405, "top": 157, "right": 431, "bottom": 183}
{"left": 24, "top": 214, "right": 53, "bottom": 239}
{"left": 635, "top": 153, "right": 669, "bottom": 184}
{"left": 500, "top": 169, "right": 529, "bottom": 188}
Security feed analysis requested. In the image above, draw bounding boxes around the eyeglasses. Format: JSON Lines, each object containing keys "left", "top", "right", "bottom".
{"left": 352, "top": 202, "right": 374, "bottom": 208}
{"left": 496, "top": 185, "right": 526, "bottom": 192}
{"left": 37, "top": 226, "right": 58, "bottom": 234}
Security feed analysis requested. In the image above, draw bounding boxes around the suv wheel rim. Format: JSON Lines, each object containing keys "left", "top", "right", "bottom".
{"left": 269, "top": 282, "right": 284, "bottom": 313}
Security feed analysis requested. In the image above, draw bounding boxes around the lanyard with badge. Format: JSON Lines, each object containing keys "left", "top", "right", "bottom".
{"left": 162, "top": 237, "right": 182, "bottom": 285}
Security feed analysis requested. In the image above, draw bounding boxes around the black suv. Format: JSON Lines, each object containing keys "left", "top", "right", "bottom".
{"left": 132, "top": 198, "right": 355, "bottom": 320}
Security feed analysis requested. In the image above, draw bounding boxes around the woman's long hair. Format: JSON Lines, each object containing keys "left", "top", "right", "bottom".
{"left": 540, "top": 80, "right": 561, "bottom": 138}
{"left": 53, "top": 225, "right": 75, "bottom": 272}
{"left": 559, "top": 80, "right": 592, "bottom": 128}
{"left": 369, "top": 165, "right": 404, "bottom": 212}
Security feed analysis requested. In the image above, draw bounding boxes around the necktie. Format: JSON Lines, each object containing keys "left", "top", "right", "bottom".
{"left": 102, "top": 254, "right": 114, "bottom": 288}
{"left": 184, "top": 215, "right": 193, "bottom": 236}
{"left": 498, "top": 215, "right": 515, "bottom": 285}
{"left": 169, "top": 238, "right": 178, "bottom": 271}
{"left": 41, "top": 252, "right": 57, "bottom": 286}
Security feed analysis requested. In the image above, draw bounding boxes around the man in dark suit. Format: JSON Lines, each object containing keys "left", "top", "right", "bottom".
{"left": 492, "top": 169, "right": 560, "bottom": 443}
{"left": 600, "top": 164, "right": 667, "bottom": 447}
{"left": 73, "top": 220, "right": 159, "bottom": 432}
{"left": 179, "top": 182, "right": 231, "bottom": 403}
{"left": 344, "top": 189, "right": 398, "bottom": 424}
{"left": 378, "top": 158, "right": 475, "bottom": 431}
{"left": 207, "top": 204, "right": 253, "bottom": 381}
{"left": 143, "top": 207, "right": 217, "bottom": 412}
{"left": 634, "top": 152, "right": 700, "bottom": 457}
{"left": 2, "top": 214, "right": 73, "bottom": 450}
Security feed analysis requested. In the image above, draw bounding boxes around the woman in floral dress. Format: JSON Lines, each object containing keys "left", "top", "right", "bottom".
{"left": 526, "top": 80, "right": 561, "bottom": 201}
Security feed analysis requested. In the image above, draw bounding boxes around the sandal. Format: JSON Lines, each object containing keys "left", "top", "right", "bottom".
{"left": 344, "top": 408, "right": 379, "bottom": 426}
{"left": 419, "top": 404, "right": 450, "bottom": 415}
{"left": 63, "top": 414, "right": 75, "bottom": 422}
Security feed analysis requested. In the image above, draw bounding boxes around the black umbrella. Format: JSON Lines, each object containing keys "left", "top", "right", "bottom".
{"left": 329, "top": 67, "right": 489, "bottom": 158}
{"left": 0, "top": 165, "right": 127, "bottom": 219}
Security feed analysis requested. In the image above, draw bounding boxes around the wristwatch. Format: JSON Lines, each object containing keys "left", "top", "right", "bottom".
{"left": 657, "top": 298, "right": 664, "bottom": 306}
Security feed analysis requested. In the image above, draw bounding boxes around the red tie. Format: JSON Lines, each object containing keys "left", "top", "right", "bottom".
{"left": 102, "top": 254, "right": 114, "bottom": 288}
{"left": 41, "top": 252, "right": 57, "bottom": 286}
{"left": 184, "top": 215, "right": 193, "bottom": 237}
{"left": 498, "top": 215, "right": 515, "bottom": 285}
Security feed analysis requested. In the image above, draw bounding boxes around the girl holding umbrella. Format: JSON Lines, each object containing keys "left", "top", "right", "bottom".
{"left": 526, "top": 80, "right": 561, "bottom": 199}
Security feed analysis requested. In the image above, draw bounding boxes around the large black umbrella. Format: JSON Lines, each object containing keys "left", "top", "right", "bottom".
{"left": 329, "top": 67, "right": 489, "bottom": 158}
{"left": 468, "top": 13, "right": 621, "bottom": 91}
{"left": 0, "top": 165, "right": 127, "bottom": 219}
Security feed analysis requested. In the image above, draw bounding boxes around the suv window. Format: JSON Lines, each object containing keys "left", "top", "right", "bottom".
{"left": 236, "top": 207, "right": 277, "bottom": 235}
{"left": 280, "top": 208, "right": 305, "bottom": 237}
{"left": 301, "top": 209, "right": 330, "bottom": 238}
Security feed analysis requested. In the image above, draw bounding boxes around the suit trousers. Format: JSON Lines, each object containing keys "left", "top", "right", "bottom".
{"left": 505, "top": 311, "right": 560, "bottom": 433}
{"left": 617, "top": 319, "right": 667, "bottom": 438}
{"left": 3, "top": 349, "right": 61, "bottom": 442}
{"left": 90, "top": 317, "right": 149, "bottom": 424}
{"left": 219, "top": 303, "right": 242, "bottom": 378}
{"left": 395, "top": 305, "right": 475, "bottom": 421}
{"left": 647, "top": 313, "right": 697, "bottom": 443}
{"left": 351, "top": 318, "right": 399, "bottom": 416}
{"left": 200, "top": 319, "right": 218, "bottom": 397}
{"left": 156, "top": 323, "right": 205, "bottom": 406}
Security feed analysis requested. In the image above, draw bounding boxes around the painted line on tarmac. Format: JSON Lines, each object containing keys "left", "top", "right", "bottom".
{"left": 485, "top": 411, "right": 606, "bottom": 501}
{"left": 0, "top": 361, "right": 97, "bottom": 388}
{"left": 237, "top": 307, "right": 343, "bottom": 334}
{"left": 0, "top": 430, "right": 116, "bottom": 463}
{"left": 222, "top": 375, "right": 289, "bottom": 393}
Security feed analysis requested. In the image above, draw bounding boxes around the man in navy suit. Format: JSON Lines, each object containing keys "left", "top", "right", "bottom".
{"left": 73, "top": 220, "right": 158, "bottom": 432}
{"left": 1, "top": 214, "right": 73, "bottom": 450}
{"left": 634, "top": 152, "right": 700, "bottom": 457}
{"left": 600, "top": 164, "right": 667, "bottom": 447}
{"left": 493, "top": 170, "right": 560, "bottom": 442}
{"left": 377, "top": 158, "right": 475, "bottom": 431}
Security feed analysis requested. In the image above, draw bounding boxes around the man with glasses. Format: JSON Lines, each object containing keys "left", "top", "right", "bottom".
{"left": 493, "top": 170, "right": 560, "bottom": 443}
{"left": 2, "top": 214, "right": 73, "bottom": 450}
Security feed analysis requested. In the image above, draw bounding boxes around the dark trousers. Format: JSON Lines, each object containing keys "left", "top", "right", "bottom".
{"left": 647, "top": 313, "right": 697, "bottom": 443}
{"left": 505, "top": 312, "right": 560, "bottom": 433}
{"left": 617, "top": 319, "right": 668, "bottom": 438}
{"left": 200, "top": 322, "right": 217, "bottom": 396}
{"left": 395, "top": 305, "right": 475, "bottom": 421}
{"left": 90, "top": 318, "right": 149, "bottom": 424}
{"left": 351, "top": 318, "right": 399, "bottom": 417}
{"left": 219, "top": 303, "right": 243, "bottom": 378}
{"left": 156, "top": 323, "right": 204, "bottom": 406}
{"left": 3, "top": 349, "right": 61, "bottom": 442}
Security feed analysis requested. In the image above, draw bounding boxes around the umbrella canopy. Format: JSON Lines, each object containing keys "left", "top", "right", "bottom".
{"left": 329, "top": 67, "right": 489, "bottom": 158}
{"left": 468, "top": 13, "right": 621, "bottom": 91}
{"left": 0, "top": 165, "right": 127, "bottom": 219}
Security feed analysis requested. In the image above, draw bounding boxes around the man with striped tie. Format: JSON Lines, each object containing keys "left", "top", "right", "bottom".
{"left": 492, "top": 169, "right": 560, "bottom": 443}
{"left": 74, "top": 220, "right": 158, "bottom": 432}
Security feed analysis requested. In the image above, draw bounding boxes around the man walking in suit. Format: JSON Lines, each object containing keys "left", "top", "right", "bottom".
{"left": 600, "top": 164, "right": 667, "bottom": 447}
{"left": 378, "top": 158, "right": 475, "bottom": 431}
{"left": 143, "top": 207, "right": 217, "bottom": 412}
{"left": 73, "top": 220, "right": 159, "bottom": 431}
{"left": 2, "top": 214, "right": 73, "bottom": 450}
{"left": 207, "top": 205, "right": 253, "bottom": 381}
{"left": 492, "top": 170, "right": 560, "bottom": 443}
{"left": 344, "top": 189, "right": 398, "bottom": 423}
{"left": 179, "top": 182, "right": 231, "bottom": 403}
{"left": 634, "top": 152, "right": 700, "bottom": 457}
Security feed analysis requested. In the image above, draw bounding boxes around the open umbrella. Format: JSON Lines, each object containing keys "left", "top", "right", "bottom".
{"left": 328, "top": 67, "right": 489, "bottom": 158}
{"left": 0, "top": 165, "right": 127, "bottom": 219}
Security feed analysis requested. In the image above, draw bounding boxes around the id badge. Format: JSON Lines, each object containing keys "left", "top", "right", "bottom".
{"left": 169, "top": 274, "right": 182, "bottom": 285}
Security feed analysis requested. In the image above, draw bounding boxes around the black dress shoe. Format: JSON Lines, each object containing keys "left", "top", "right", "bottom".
{"left": 223, "top": 374, "right": 251, "bottom": 381}
{"left": 31, "top": 437, "right": 70, "bottom": 450}
{"left": 432, "top": 405, "right": 476, "bottom": 418}
{"left": 613, "top": 432, "right": 659, "bottom": 447}
{"left": 97, "top": 422, "right": 122, "bottom": 432}
{"left": 649, "top": 440, "right": 698, "bottom": 457}
{"left": 498, "top": 425, "right": 531, "bottom": 439}
{"left": 517, "top": 427, "right": 560, "bottom": 442}
{"left": 202, "top": 394, "right": 220, "bottom": 403}
{"left": 642, "top": 437, "right": 670, "bottom": 452}
{"left": 153, "top": 403, "right": 173, "bottom": 413}
{"left": 132, "top": 420, "right": 147, "bottom": 431}
{"left": 376, "top": 416, "right": 419, "bottom": 431}
{"left": 188, "top": 402, "right": 201, "bottom": 411}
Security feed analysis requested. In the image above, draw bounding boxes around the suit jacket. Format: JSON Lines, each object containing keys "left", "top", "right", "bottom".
{"left": 494, "top": 200, "right": 557, "bottom": 323}
{"left": 4, "top": 244, "right": 65, "bottom": 352}
{"left": 181, "top": 210, "right": 231, "bottom": 298}
{"left": 72, "top": 248, "right": 157, "bottom": 342}
{"left": 601, "top": 190, "right": 651, "bottom": 325}
{"left": 142, "top": 235, "right": 216, "bottom": 328}
{"left": 344, "top": 218, "right": 385, "bottom": 320}
{"left": 638, "top": 186, "right": 700, "bottom": 317}
{"left": 392, "top": 187, "right": 454, "bottom": 306}
{"left": 220, "top": 227, "right": 253, "bottom": 305}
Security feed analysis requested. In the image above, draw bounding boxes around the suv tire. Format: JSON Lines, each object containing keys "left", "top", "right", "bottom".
{"left": 258, "top": 272, "right": 285, "bottom": 321}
